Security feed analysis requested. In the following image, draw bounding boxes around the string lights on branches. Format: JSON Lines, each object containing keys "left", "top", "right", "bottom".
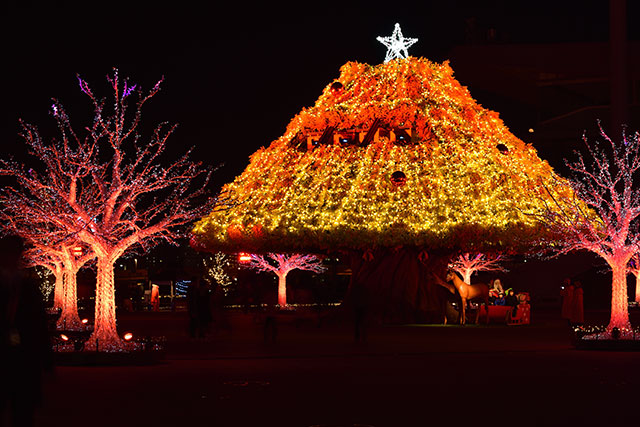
{"left": 192, "top": 56, "right": 568, "bottom": 254}
{"left": 2, "top": 69, "right": 220, "bottom": 351}
{"left": 449, "top": 252, "right": 507, "bottom": 285}
{"left": 530, "top": 123, "right": 640, "bottom": 334}
{"left": 0, "top": 202, "right": 95, "bottom": 330}
{"left": 244, "top": 253, "right": 326, "bottom": 307}
{"left": 188, "top": 29, "right": 573, "bottom": 321}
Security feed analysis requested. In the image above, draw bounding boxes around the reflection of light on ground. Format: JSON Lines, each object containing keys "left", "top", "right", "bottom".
{"left": 223, "top": 380, "right": 270, "bottom": 387}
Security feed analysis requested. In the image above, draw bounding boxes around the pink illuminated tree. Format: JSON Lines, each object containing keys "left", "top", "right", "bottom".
{"left": 55, "top": 244, "right": 94, "bottom": 330}
{"left": 1, "top": 70, "right": 218, "bottom": 351}
{"left": 244, "top": 253, "right": 326, "bottom": 307}
{"left": 0, "top": 209, "right": 94, "bottom": 330}
{"left": 27, "top": 245, "right": 95, "bottom": 330}
{"left": 449, "top": 252, "right": 507, "bottom": 285}
{"left": 532, "top": 124, "right": 640, "bottom": 333}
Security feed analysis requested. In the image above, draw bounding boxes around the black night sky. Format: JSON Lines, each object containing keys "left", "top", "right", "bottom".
{"left": 2, "top": 1, "right": 638, "bottom": 188}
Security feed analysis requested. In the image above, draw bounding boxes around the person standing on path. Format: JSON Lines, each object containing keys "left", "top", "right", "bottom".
{"left": 1, "top": 235, "right": 53, "bottom": 427}
{"left": 150, "top": 284, "right": 160, "bottom": 312}
{"left": 560, "top": 278, "right": 574, "bottom": 325}
{"left": 186, "top": 279, "right": 201, "bottom": 338}
{"left": 570, "top": 281, "right": 584, "bottom": 326}
{"left": 505, "top": 288, "right": 518, "bottom": 316}
{"left": 187, "top": 277, "right": 211, "bottom": 338}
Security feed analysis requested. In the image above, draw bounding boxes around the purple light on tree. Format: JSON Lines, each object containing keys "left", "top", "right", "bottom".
{"left": 76, "top": 75, "right": 92, "bottom": 96}
{"left": 122, "top": 82, "right": 137, "bottom": 99}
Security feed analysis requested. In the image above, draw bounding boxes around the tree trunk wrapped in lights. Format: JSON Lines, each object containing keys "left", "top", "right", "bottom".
{"left": 57, "top": 245, "right": 94, "bottom": 331}
{"left": 51, "top": 262, "right": 65, "bottom": 310}
{"left": 191, "top": 55, "right": 568, "bottom": 320}
{"left": 18, "top": 243, "right": 94, "bottom": 331}
{"left": 1, "top": 70, "right": 219, "bottom": 351}
{"left": 92, "top": 255, "right": 118, "bottom": 347}
{"left": 244, "top": 253, "right": 326, "bottom": 307}
{"left": 59, "top": 269, "right": 81, "bottom": 330}
{"left": 610, "top": 261, "right": 630, "bottom": 329}
{"left": 449, "top": 252, "right": 507, "bottom": 285}
{"left": 531, "top": 124, "right": 640, "bottom": 334}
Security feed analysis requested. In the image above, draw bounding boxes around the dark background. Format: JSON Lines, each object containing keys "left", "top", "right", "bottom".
{"left": 3, "top": 0, "right": 638, "bottom": 187}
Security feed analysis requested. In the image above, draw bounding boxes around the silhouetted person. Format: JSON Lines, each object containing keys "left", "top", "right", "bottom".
{"left": 186, "top": 277, "right": 210, "bottom": 338}
{"left": 352, "top": 284, "right": 369, "bottom": 343}
{"left": 209, "top": 284, "right": 229, "bottom": 332}
{"left": 571, "top": 281, "right": 584, "bottom": 326}
{"left": 560, "top": 278, "right": 574, "bottom": 325}
{"left": 1, "top": 235, "right": 53, "bottom": 427}
{"left": 150, "top": 284, "right": 160, "bottom": 312}
{"left": 505, "top": 288, "right": 518, "bottom": 316}
{"left": 133, "top": 285, "right": 144, "bottom": 311}
{"left": 263, "top": 305, "right": 278, "bottom": 344}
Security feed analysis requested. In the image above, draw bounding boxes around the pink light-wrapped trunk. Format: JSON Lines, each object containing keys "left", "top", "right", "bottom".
{"left": 609, "top": 263, "right": 631, "bottom": 331}
{"left": 462, "top": 271, "right": 472, "bottom": 285}
{"left": 52, "top": 270, "right": 64, "bottom": 310}
{"left": 85, "top": 256, "right": 123, "bottom": 351}
{"left": 56, "top": 270, "right": 83, "bottom": 331}
{"left": 277, "top": 273, "right": 288, "bottom": 307}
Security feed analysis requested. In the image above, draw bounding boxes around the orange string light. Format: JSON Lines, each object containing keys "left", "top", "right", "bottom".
{"left": 193, "top": 57, "right": 570, "bottom": 252}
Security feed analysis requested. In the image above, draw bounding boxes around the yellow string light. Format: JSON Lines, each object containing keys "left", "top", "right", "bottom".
{"left": 193, "top": 57, "right": 570, "bottom": 251}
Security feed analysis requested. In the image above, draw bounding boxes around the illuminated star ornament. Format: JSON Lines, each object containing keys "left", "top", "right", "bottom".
{"left": 377, "top": 23, "right": 418, "bottom": 63}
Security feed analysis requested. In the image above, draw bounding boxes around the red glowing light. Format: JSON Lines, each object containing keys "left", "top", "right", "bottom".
{"left": 60, "top": 334, "right": 69, "bottom": 341}
{"left": 123, "top": 332, "right": 133, "bottom": 341}
{"left": 81, "top": 318, "right": 88, "bottom": 324}
{"left": 238, "top": 252, "right": 252, "bottom": 263}
{"left": 72, "top": 246, "right": 83, "bottom": 256}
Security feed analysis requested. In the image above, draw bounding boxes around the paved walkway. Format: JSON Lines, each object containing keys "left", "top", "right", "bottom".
{"left": 111, "top": 306, "right": 625, "bottom": 359}
{"left": 31, "top": 307, "right": 640, "bottom": 427}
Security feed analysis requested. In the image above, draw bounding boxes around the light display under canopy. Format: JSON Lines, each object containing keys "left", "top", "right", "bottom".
{"left": 192, "top": 55, "right": 570, "bottom": 253}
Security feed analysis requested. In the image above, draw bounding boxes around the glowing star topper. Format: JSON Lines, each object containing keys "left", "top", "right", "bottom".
{"left": 377, "top": 23, "right": 418, "bottom": 63}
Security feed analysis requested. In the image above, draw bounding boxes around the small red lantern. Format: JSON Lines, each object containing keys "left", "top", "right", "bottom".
{"left": 330, "top": 81, "right": 343, "bottom": 93}
{"left": 72, "top": 246, "right": 83, "bottom": 256}
{"left": 60, "top": 334, "right": 69, "bottom": 341}
{"left": 238, "top": 252, "right": 252, "bottom": 263}
{"left": 390, "top": 171, "right": 407, "bottom": 187}
{"left": 123, "top": 332, "right": 133, "bottom": 341}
